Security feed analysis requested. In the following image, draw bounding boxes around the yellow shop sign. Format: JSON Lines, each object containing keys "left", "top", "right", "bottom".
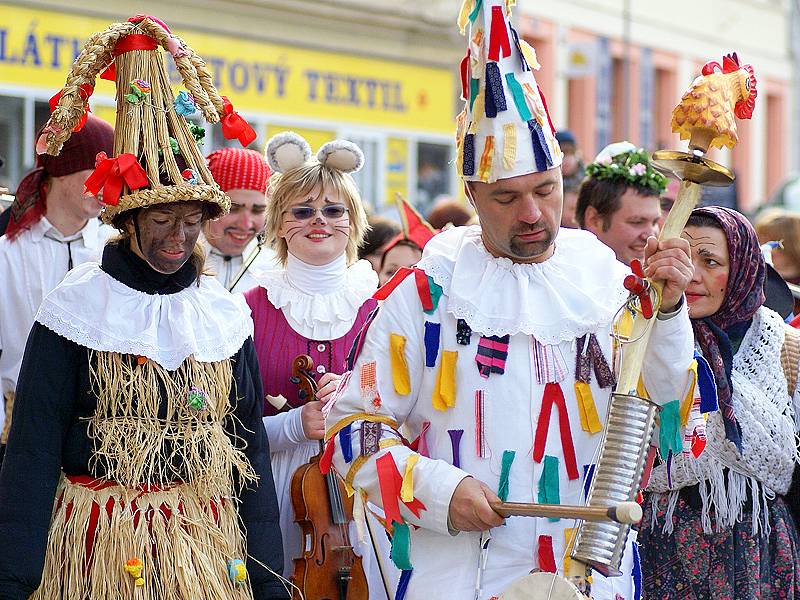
{"left": 0, "top": 5, "right": 455, "bottom": 133}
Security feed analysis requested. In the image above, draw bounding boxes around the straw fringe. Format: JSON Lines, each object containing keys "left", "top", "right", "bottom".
{"left": 31, "top": 478, "right": 252, "bottom": 600}
{"left": 87, "top": 352, "right": 256, "bottom": 499}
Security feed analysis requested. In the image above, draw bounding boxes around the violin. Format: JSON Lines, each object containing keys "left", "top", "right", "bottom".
{"left": 289, "top": 355, "right": 369, "bottom": 600}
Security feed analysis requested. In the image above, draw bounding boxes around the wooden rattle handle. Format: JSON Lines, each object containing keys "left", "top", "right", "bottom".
{"left": 489, "top": 500, "right": 642, "bottom": 524}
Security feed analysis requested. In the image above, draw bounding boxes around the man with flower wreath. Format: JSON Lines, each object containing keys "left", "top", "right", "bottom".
{"left": 0, "top": 15, "right": 287, "bottom": 600}
{"left": 576, "top": 141, "right": 668, "bottom": 266}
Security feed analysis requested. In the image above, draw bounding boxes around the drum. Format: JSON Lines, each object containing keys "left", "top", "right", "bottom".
{"left": 499, "top": 572, "right": 585, "bottom": 600}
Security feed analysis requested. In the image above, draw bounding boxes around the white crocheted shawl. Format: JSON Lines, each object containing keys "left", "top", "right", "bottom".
{"left": 648, "top": 307, "right": 800, "bottom": 534}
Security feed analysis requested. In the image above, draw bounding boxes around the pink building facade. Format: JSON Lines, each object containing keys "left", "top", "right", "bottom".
{"left": 515, "top": 2, "right": 793, "bottom": 212}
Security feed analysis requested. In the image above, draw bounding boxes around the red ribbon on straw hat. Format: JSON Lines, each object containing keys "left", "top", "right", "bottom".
{"left": 84, "top": 153, "right": 149, "bottom": 206}
{"left": 220, "top": 97, "right": 257, "bottom": 147}
{"left": 49, "top": 84, "right": 95, "bottom": 132}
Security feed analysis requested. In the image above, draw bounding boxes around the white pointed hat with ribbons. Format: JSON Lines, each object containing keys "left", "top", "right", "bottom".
{"left": 455, "top": 0, "right": 562, "bottom": 183}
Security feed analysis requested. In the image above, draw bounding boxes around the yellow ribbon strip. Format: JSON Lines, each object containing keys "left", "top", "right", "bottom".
{"left": 344, "top": 439, "right": 404, "bottom": 495}
{"left": 563, "top": 527, "right": 578, "bottom": 575}
{"left": 478, "top": 136, "right": 495, "bottom": 182}
{"left": 681, "top": 359, "right": 699, "bottom": 427}
{"left": 502, "top": 123, "right": 517, "bottom": 170}
{"left": 400, "top": 453, "right": 420, "bottom": 503}
{"left": 519, "top": 39, "right": 541, "bottom": 70}
{"left": 574, "top": 381, "right": 603, "bottom": 434}
{"left": 457, "top": 0, "right": 474, "bottom": 33}
{"left": 390, "top": 333, "right": 412, "bottom": 396}
{"left": 469, "top": 92, "right": 484, "bottom": 131}
{"left": 637, "top": 376, "right": 649, "bottom": 400}
{"left": 433, "top": 351, "right": 458, "bottom": 411}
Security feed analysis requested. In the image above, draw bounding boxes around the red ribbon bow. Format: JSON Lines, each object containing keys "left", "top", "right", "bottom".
{"left": 220, "top": 96, "right": 257, "bottom": 147}
{"left": 84, "top": 153, "right": 149, "bottom": 206}
{"left": 624, "top": 259, "right": 654, "bottom": 319}
{"left": 49, "top": 84, "right": 95, "bottom": 132}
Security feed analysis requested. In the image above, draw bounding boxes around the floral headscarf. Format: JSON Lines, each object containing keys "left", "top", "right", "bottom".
{"left": 690, "top": 206, "right": 765, "bottom": 452}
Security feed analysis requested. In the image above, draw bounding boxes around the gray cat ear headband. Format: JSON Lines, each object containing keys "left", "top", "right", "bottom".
{"left": 265, "top": 131, "right": 365, "bottom": 174}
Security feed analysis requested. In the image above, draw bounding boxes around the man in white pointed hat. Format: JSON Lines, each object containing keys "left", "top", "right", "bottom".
{"left": 324, "top": 2, "right": 695, "bottom": 598}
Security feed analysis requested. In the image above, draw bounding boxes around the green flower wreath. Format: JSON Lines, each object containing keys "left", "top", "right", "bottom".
{"left": 585, "top": 148, "right": 668, "bottom": 194}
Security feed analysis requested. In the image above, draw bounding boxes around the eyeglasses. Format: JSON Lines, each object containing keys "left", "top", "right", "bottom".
{"left": 286, "top": 204, "right": 349, "bottom": 221}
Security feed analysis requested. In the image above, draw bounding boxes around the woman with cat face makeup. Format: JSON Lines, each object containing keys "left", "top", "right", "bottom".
{"left": 245, "top": 133, "right": 395, "bottom": 597}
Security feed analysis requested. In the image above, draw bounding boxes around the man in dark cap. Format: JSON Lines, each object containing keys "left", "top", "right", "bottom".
{"left": 555, "top": 130, "right": 585, "bottom": 228}
{"left": 0, "top": 114, "right": 114, "bottom": 452}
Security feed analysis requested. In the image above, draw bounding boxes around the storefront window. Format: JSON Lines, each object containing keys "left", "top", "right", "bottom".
{"left": 0, "top": 96, "right": 25, "bottom": 190}
{"left": 345, "top": 135, "right": 380, "bottom": 212}
{"left": 416, "top": 141, "right": 452, "bottom": 216}
{"left": 34, "top": 101, "right": 51, "bottom": 139}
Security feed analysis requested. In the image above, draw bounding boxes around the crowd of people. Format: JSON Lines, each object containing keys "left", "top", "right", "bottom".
{"left": 0, "top": 3, "right": 798, "bottom": 600}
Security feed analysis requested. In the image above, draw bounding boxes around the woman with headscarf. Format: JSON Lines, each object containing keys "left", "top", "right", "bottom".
{"left": 639, "top": 206, "right": 800, "bottom": 599}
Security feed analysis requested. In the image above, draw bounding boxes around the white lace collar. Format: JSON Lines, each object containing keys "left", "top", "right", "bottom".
{"left": 35, "top": 263, "right": 253, "bottom": 370}
{"left": 253, "top": 258, "right": 378, "bottom": 340}
{"left": 416, "top": 225, "right": 629, "bottom": 342}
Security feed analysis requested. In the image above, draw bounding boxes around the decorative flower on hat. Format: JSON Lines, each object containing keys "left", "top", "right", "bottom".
{"left": 124, "top": 79, "right": 151, "bottom": 104}
{"left": 174, "top": 91, "right": 196, "bottom": 117}
{"left": 158, "top": 137, "right": 181, "bottom": 157}
{"left": 124, "top": 558, "right": 145, "bottom": 587}
{"left": 227, "top": 558, "right": 247, "bottom": 584}
{"left": 186, "top": 386, "right": 208, "bottom": 412}
{"left": 182, "top": 169, "right": 198, "bottom": 184}
{"left": 189, "top": 123, "right": 205, "bottom": 144}
{"left": 585, "top": 142, "right": 668, "bottom": 194}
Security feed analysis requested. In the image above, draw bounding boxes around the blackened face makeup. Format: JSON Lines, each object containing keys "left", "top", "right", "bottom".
{"left": 130, "top": 202, "right": 205, "bottom": 274}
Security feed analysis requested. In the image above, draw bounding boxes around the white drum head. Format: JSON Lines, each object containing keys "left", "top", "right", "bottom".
{"left": 499, "top": 572, "right": 584, "bottom": 600}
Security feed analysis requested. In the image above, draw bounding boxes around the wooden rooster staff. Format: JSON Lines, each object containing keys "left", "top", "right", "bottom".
{"left": 499, "top": 53, "right": 757, "bottom": 600}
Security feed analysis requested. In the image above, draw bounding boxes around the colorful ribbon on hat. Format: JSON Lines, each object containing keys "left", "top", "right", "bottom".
{"left": 488, "top": 6, "right": 512, "bottom": 61}
{"left": 84, "top": 153, "right": 149, "bottom": 206}
{"left": 221, "top": 97, "right": 257, "bottom": 147}
{"left": 49, "top": 84, "right": 95, "bottom": 132}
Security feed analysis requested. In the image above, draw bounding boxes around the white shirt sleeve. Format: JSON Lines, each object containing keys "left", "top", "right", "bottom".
{"left": 262, "top": 406, "right": 308, "bottom": 453}
{"left": 642, "top": 301, "right": 695, "bottom": 405}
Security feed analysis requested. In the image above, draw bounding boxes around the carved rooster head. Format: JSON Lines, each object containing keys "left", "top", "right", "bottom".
{"left": 701, "top": 52, "right": 757, "bottom": 120}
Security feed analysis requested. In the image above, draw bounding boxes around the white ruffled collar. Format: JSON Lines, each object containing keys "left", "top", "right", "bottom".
{"left": 253, "top": 258, "right": 378, "bottom": 340}
{"left": 35, "top": 263, "right": 253, "bottom": 370}
{"left": 416, "top": 225, "right": 629, "bottom": 342}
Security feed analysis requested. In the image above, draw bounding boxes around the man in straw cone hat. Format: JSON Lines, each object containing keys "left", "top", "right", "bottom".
{"left": 323, "top": 1, "right": 695, "bottom": 598}
{"left": 0, "top": 15, "right": 288, "bottom": 600}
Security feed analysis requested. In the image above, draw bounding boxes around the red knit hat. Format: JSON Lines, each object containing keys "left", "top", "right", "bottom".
{"left": 8, "top": 114, "right": 114, "bottom": 241}
{"left": 206, "top": 148, "right": 271, "bottom": 193}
